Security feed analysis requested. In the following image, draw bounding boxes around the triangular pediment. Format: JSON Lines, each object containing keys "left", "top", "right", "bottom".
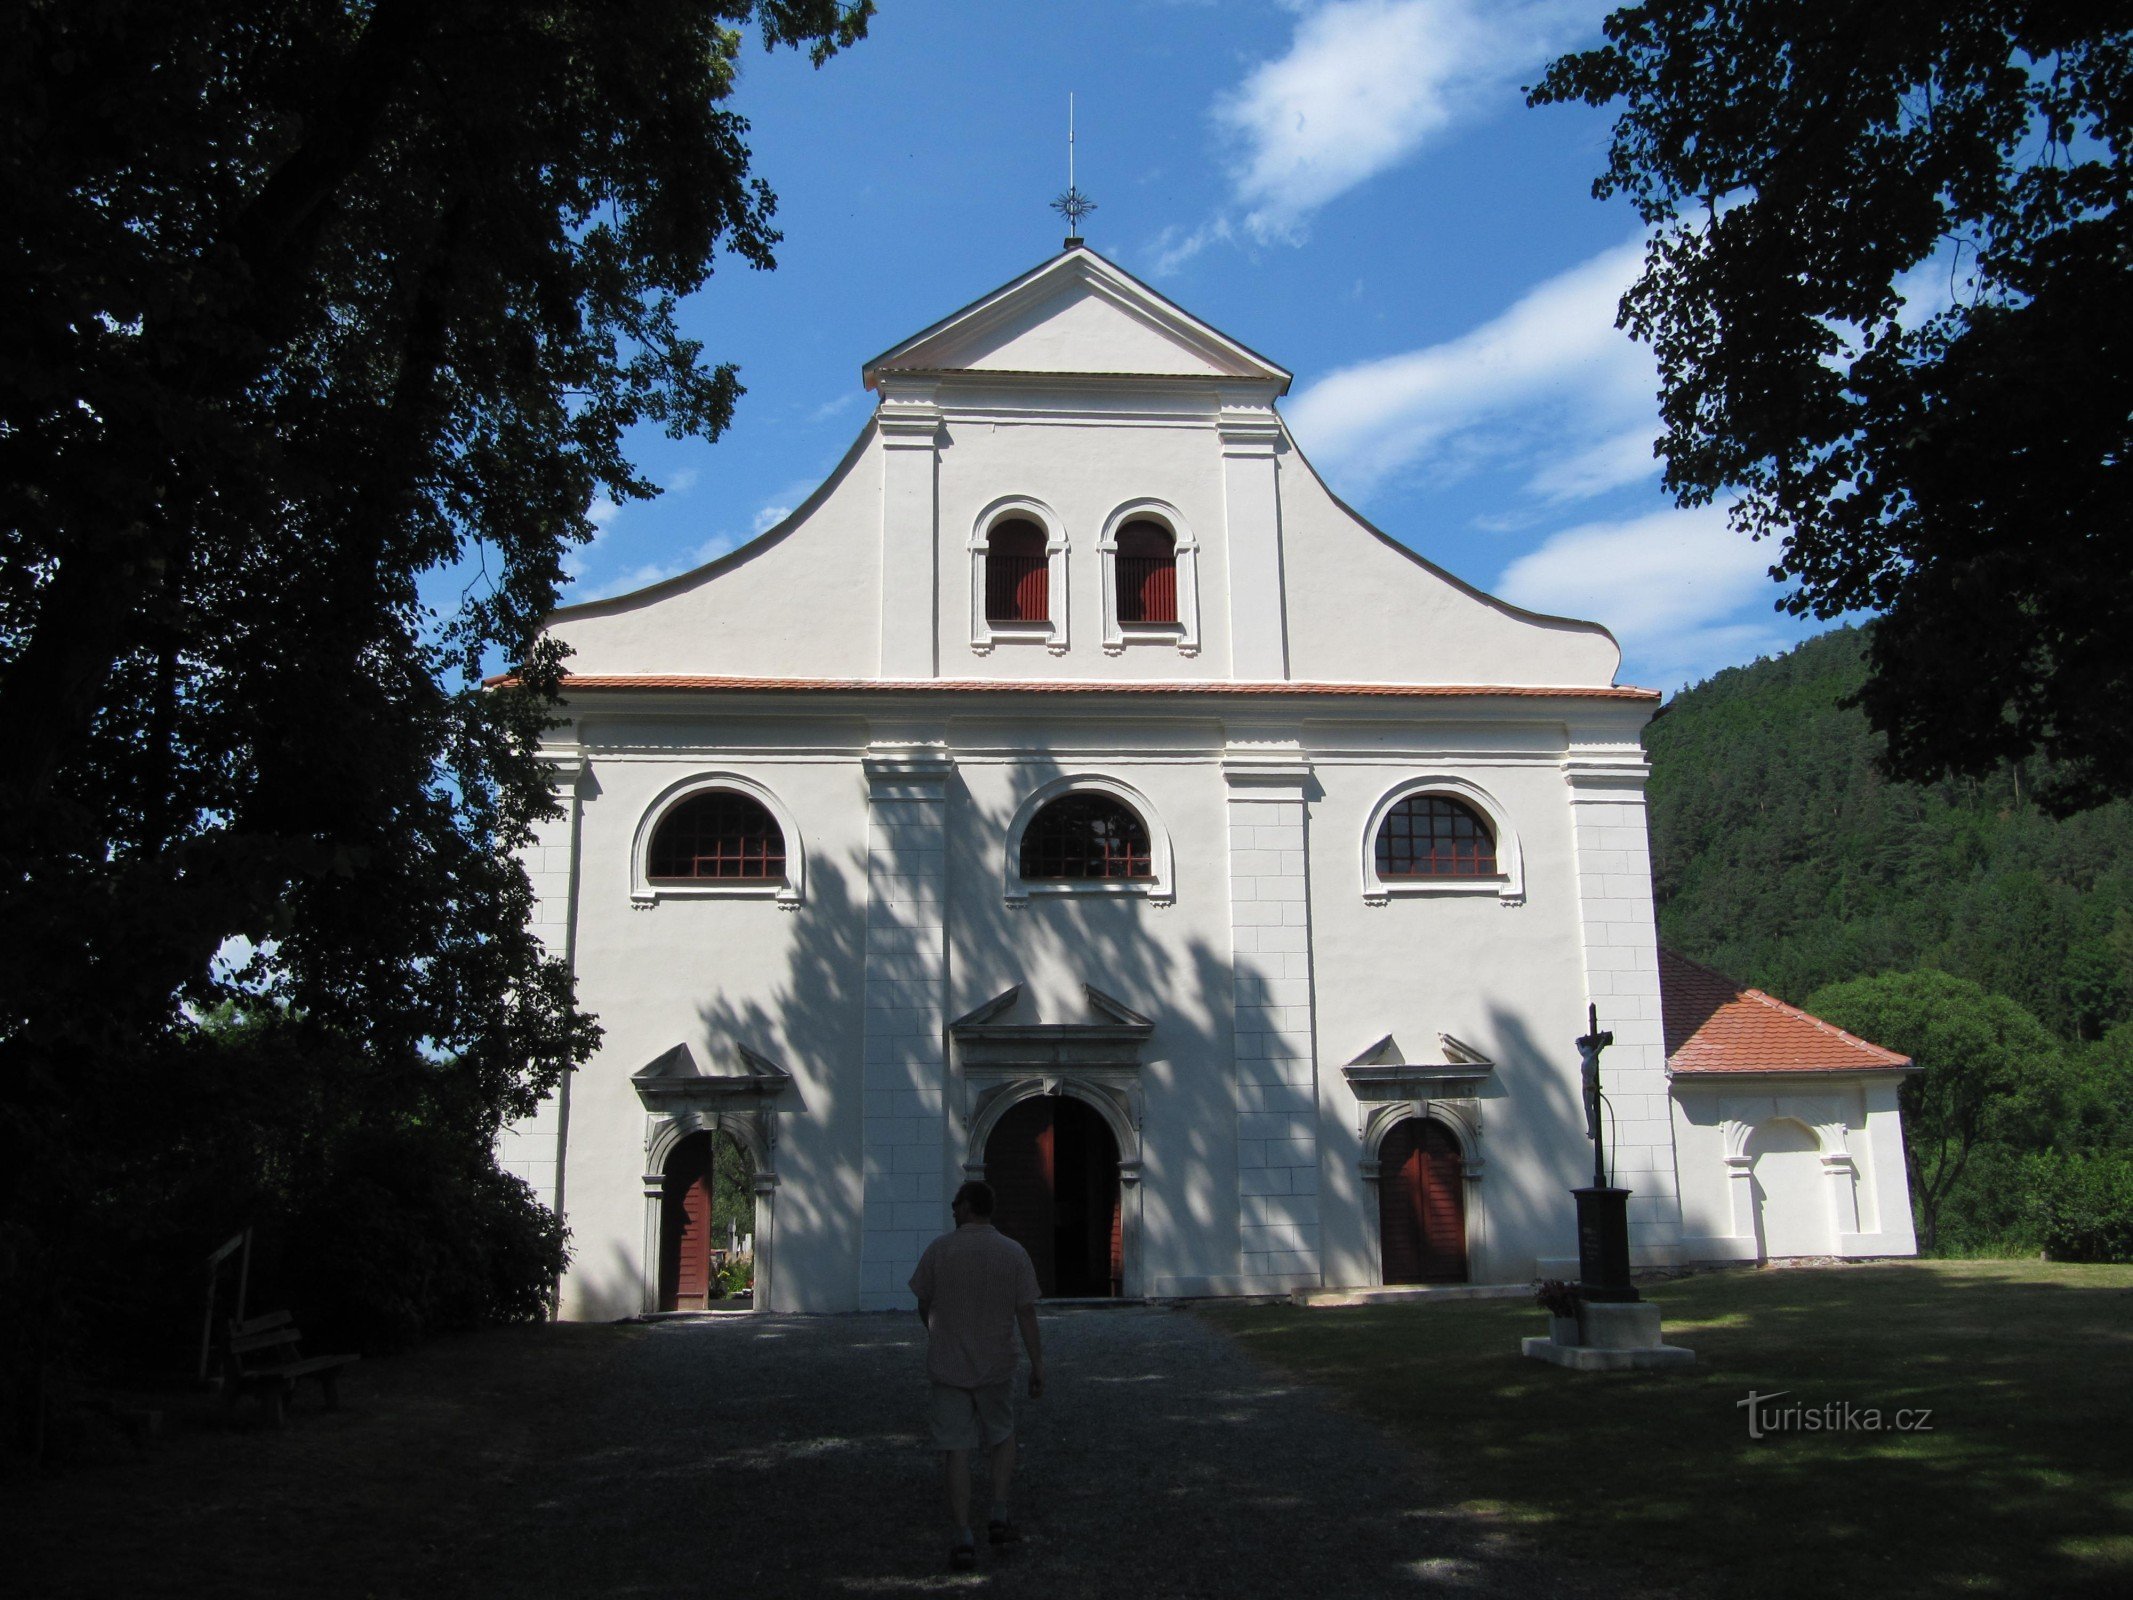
{"left": 632, "top": 1039, "right": 791, "bottom": 1105}
{"left": 864, "top": 248, "right": 1290, "bottom": 391}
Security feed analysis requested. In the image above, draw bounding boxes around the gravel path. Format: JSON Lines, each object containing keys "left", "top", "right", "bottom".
{"left": 428, "top": 1304, "right": 1633, "bottom": 1600}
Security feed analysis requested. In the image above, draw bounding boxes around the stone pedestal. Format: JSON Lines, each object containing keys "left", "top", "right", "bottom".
{"left": 1520, "top": 1299, "right": 1696, "bottom": 1371}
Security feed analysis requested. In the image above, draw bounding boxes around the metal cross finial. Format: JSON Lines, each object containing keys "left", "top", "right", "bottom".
{"left": 1051, "top": 185, "right": 1096, "bottom": 235}
{"left": 1051, "top": 92, "right": 1094, "bottom": 245}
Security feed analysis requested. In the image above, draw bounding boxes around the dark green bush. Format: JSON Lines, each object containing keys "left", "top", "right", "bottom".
{"left": 284, "top": 1122, "right": 568, "bottom": 1354}
{"left": 2023, "top": 1153, "right": 2133, "bottom": 1263}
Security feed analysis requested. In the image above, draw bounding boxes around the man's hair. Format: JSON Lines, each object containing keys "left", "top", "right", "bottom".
{"left": 953, "top": 1180, "right": 996, "bottom": 1218}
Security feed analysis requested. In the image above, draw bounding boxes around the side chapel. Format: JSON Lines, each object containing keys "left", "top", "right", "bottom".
{"left": 496, "top": 246, "right": 1920, "bottom": 1316}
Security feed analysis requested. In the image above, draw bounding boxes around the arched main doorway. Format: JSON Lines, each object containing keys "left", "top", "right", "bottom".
{"left": 984, "top": 1096, "right": 1122, "bottom": 1297}
{"left": 1378, "top": 1117, "right": 1468, "bottom": 1284}
{"left": 657, "top": 1130, "right": 755, "bottom": 1311}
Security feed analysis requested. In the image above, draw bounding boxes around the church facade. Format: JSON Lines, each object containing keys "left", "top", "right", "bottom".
{"left": 497, "top": 247, "right": 1918, "bottom": 1317}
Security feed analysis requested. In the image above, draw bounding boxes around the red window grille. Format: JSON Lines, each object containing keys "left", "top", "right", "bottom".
{"left": 648, "top": 791, "right": 786, "bottom": 881}
{"left": 1375, "top": 795, "right": 1496, "bottom": 877}
{"left": 1115, "top": 520, "right": 1177, "bottom": 624}
{"left": 1019, "top": 793, "right": 1154, "bottom": 881}
{"left": 985, "top": 519, "right": 1049, "bottom": 622}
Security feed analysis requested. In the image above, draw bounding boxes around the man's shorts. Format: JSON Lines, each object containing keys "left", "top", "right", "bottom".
{"left": 927, "top": 1380, "right": 1015, "bottom": 1451}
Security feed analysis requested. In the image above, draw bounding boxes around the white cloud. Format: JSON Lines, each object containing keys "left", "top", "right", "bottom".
{"left": 665, "top": 467, "right": 701, "bottom": 494}
{"left": 1208, "top": 1, "right": 1594, "bottom": 247}
{"left": 752, "top": 502, "right": 792, "bottom": 534}
{"left": 1494, "top": 503, "right": 1799, "bottom": 687}
{"left": 1287, "top": 236, "right": 1652, "bottom": 496}
{"left": 1526, "top": 426, "right": 1660, "bottom": 503}
{"left": 587, "top": 495, "right": 623, "bottom": 527}
{"left": 808, "top": 391, "right": 864, "bottom": 424}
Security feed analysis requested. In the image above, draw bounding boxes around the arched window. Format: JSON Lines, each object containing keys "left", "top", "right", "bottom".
{"left": 1375, "top": 794, "right": 1496, "bottom": 878}
{"left": 648, "top": 790, "right": 786, "bottom": 882}
{"left": 984, "top": 517, "right": 1049, "bottom": 623}
{"left": 1114, "top": 520, "right": 1177, "bottom": 625}
{"left": 1019, "top": 793, "right": 1153, "bottom": 881}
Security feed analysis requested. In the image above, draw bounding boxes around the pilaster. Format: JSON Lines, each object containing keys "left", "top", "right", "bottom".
{"left": 1224, "top": 750, "right": 1320, "bottom": 1288}
{"left": 857, "top": 749, "right": 954, "bottom": 1307}
{"left": 1563, "top": 753, "right": 1680, "bottom": 1243}
{"left": 496, "top": 749, "right": 586, "bottom": 1213}
{"left": 1218, "top": 391, "right": 1287, "bottom": 680}
{"left": 878, "top": 380, "right": 942, "bottom": 679}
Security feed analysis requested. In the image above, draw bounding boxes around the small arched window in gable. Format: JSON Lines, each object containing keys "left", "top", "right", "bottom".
{"left": 985, "top": 518, "right": 1050, "bottom": 623}
{"left": 648, "top": 790, "right": 786, "bottom": 882}
{"left": 1020, "top": 793, "right": 1154, "bottom": 881}
{"left": 1115, "top": 519, "right": 1177, "bottom": 625}
{"left": 1375, "top": 794, "right": 1496, "bottom": 879}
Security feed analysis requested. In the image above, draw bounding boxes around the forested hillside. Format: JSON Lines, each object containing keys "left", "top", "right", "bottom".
{"left": 1646, "top": 627, "right": 2133, "bottom": 1256}
{"left": 1648, "top": 627, "right": 2133, "bottom": 1039}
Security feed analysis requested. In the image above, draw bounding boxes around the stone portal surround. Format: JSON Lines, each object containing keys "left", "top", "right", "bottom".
{"left": 1224, "top": 754, "right": 1321, "bottom": 1289}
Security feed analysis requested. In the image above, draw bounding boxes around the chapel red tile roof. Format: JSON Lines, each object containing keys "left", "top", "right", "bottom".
{"left": 485, "top": 673, "right": 1659, "bottom": 700}
{"left": 1660, "top": 949, "right": 1912, "bottom": 1076}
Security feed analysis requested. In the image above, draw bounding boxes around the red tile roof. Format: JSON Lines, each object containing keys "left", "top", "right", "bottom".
{"left": 486, "top": 673, "right": 1659, "bottom": 701}
{"left": 1661, "top": 949, "right": 1912, "bottom": 1076}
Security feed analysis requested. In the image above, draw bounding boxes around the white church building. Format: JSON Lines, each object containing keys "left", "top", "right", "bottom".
{"left": 496, "top": 246, "right": 1919, "bottom": 1318}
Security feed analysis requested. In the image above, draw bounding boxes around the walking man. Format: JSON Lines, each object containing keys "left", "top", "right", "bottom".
{"left": 909, "top": 1180, "right": 1045, "bottom": 1572}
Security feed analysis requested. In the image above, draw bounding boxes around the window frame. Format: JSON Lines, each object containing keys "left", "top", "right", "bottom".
{"left": 969, "top": 497, "right": 1068, "bottom": 655}
{"left": 632, "top": 773, "right": 805, "bottom": 908}
{"left": 1004, "top": 775, "right": 1174, "bottom": 906}
{"left": 1360, "top": 777, "right": 1522, "bottom": 906}
{"left": 1099, "top": 501, "right": 1199, "bottom": 657}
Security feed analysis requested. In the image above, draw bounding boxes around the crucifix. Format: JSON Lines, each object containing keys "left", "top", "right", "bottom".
{"left": 1572, "top": 1002, "right": 1638, "bottom": 1302}
{"left": 1576, "top": 1001, "right": 1614, "bottom": 1188}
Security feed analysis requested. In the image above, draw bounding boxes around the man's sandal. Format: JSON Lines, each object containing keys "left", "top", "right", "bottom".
{"left": 988, "top": 1519, "right": 1021, "bottom": 1546}
{"left": 950, "top": 1543, "right": 977, "bottom": 1572}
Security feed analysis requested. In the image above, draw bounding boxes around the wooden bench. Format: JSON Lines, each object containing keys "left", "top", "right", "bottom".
{"left": 222, "top": 1311, "right": 359, "bottom": 1427}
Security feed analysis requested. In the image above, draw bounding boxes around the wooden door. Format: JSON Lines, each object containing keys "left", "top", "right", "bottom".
{"left": 659, "top": 1134, "right": 715, "bottom": 1311}
{"left": 1378, "top": 1118, "right": 1467, "bottom": 1284}
{"left": 985, "top": 1096, "right": 1121, "bottom": 1297}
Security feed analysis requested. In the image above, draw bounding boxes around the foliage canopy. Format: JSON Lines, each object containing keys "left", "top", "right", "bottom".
{"left": 1534, "top": 2, "right": 2133, "bottom": 812}
{"left": 0, "top": 0, "right": 869, "bottom": 1412}
{"left": 1805, "top": 969, "right": 2061, "bottom": 1249}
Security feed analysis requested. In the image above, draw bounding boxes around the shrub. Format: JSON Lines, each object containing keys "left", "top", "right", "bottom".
{"left": 2023, "top": 1153, "right": 2133, "bottom": 1263}
{"left": 284, "top": 1123, "right": 569, "bottom": 1353}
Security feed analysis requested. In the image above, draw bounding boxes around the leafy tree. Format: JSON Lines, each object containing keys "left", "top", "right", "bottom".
{"left": 1534, "top": 3, "right": 2133, "bottom": 813}
{"left": 1648, "top": 625, "right": 2133, "bottom": 1029}
{"left": 0, "top": 0, "right": 869, "bottom": 1422}
{"left": 1805, "top": 970, "right": 2062, "bottom": 1249}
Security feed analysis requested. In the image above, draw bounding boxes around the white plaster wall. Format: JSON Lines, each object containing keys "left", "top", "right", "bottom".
{"left": 1670, "top": 1079, "right": 1918, "bottom": 1263}
{"left": 1278, "top": 449, "right": 1623, "bottom": 688}
{"left": 1308, "top": 733, "right": 1603, "bottom": 1287}
{"left": 947, "top": 735, "right": 1242, "bottom": 1297}
{"left": 933, "top": 398, "right": 1232, "bottom": 680}
{"left": 494, "top": 761, "right": 583, "bottom": 1212}
{"left": 552, "top": 724, "right": 874, "bottom": 1318}
{"left": 546, "top": 427, "right": 884, "bottom": 679}
{"left": 958, "top": 288, "right": 1226, "bottom": 376}
{"left": 542, "top": 691, "right": 1707, "bottom": 1316}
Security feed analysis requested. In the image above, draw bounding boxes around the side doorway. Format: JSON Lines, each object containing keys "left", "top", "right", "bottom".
{"left": 657, "top": 1130, "right": 756, "bottom": 1310}
{"left": 1378, "top": 1117, "right": 1468, "bottom": 1284}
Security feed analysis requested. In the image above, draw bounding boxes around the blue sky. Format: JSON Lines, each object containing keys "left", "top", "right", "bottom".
{"left": 562, "top": 0, "right": 1843, "bottom": 694}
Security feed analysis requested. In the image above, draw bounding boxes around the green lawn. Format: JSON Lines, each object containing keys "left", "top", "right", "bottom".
{"left": 1200, "top": 1261, "right": 2133, "bottom": 1598}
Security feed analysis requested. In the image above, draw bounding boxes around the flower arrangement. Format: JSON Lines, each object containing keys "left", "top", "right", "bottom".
{"left": 1533, "top": 1278, "right": 1584, "bottom": 1316}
